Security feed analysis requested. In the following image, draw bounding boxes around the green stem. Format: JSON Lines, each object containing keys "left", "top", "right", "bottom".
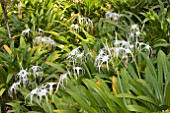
{"left": 134, "top": 55, "right": 141, "bottom": 79}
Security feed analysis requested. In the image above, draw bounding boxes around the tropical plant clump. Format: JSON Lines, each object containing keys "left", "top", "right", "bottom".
{"left": 0, "top": 0, "right": 170, "bottom": 113}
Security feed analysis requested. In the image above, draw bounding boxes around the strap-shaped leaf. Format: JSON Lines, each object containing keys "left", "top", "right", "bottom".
{"left": 127, "top": 105, "right": 151, "bottom": 112}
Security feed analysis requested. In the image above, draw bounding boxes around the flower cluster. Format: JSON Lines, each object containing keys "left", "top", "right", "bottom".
{"left": 25, "top": 82, "right": 58, "bottom": 105}
{"left": 94, "top": 38, "right": 152, "bottom": 71}
{"left": 21, "top": 28, "right": 56, "bottom": 49}
{"left": 105, "top": 11, "right": 122, "bottom": 21}
{"left": 9, "top": 66, "right": 45, "bottom": 98}
{"left": 9, "top": 70, "right": 29, "bottom": 98}
{"left": 72, "top": 0, "right": 84, "bottom": 4}
{"left": 70, "top": 16, "right": 93, "bottom": 33}
{"left": 70, "top": 24, "right": 81, "bottom": 33}
{"left": 33, "top": 36, "right": 56, "bottom": 49}
{"left": 9, "top": 65, "right": 63, "bottom": 105}
{"left": 66, "top": 48, "right": 88, "bottom": 77}
{"left": 78, "top": 17, "right": 93, "bottom": 28}
{"left": 129, "top": 24, "right": 141, "bottom": 42}
{"left": 94, "top": 42, "right": 133, "bottom": 72}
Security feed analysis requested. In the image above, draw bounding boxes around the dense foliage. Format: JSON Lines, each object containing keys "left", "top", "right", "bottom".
{"left": 0, "top": 0, "right": 170, "bottom": 113}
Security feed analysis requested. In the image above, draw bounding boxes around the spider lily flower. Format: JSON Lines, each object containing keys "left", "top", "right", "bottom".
{"left": 29, "top": 66, "right": 43, "bottom": 81}
{"left": 37, "top": 28, "right": 44, "bottom": 34}
{"left": 33, "top": 36, "right": 42, "bottom": 44}
{"left": 76, "top": 52, "right": 85, "bottom": 63}
{"left": 138, "top": 42, "right": 152, "bottom": 54}
{"left": 55, "top": 73, "right": 68, "bottom": 93}
{"left": 131, "top": 24, "right": 139, "bottom": 31}
{"left": 95, "top": 41, "right": 135, "bottom": 72}
{"left": 66, "top": 48, "right": 79, "bottom": 59}
{"left": 46, "top": 37, "right": 56, "bottom": 47}
{"left": 113, "top": 40, "right": 133, "bottom": 49}
{"left": 99, "top": 55, "right": 110, "bottom": 71}
{"left": 33, "top": 36, "right": 56, "bottom": 49}
{"left": 30, "top": 66, "right": 43, "bottom": 75}
{"left": 78, "top": 17, "right": 92, "bottom": 25}
{"left": 114, "top": 47, "right": 134, "bottom": 62}
{"left": 73, "top": 67, "right": 85, "bottom": 76}
{"left": 136, "top": 31, "right": 140, "bottom": 37}
{"left": 105, "top": 11, "right": 113, "bottom": 19}
{"left": 66, "top": 48, "right": 86, "bottom": 65}
{"left": 78, "top": 17, "right": 86, "bottom": 25}
{"left": 60, "top": 73, "right": 68, "bottom": 86}
{"left": 72, "top": 0, "right": 84, "bottom": 3}
{"left": 25, "top": 82, "right": 59, "bottom": 105}
{"left": 105, "top": 11, "right": 122, "bottom": 21}
{"left": 70, "top": 24, "right": 80, "bottom": 33}
{"left": 95, "top": 46, "right": 112, "bottom": 72}
{"left": 17, "top": 70, "right": 29, "bottom": 87}
{"left": 66, "top": 48, "right": 79, "bottom": 64}
{"left": 26, "top": 85, "right": 49, "bottom": 105}
{"left": 21, "top": 28, "right": 30, "bottom": 36}
{"left": 86, "top": 18, "right": 93, "bottom": 27}
{"left": 8, "top": 81, "right": 21, "bottom": 98}
{"left": 45, "top": 82, "right": 58, "bottom": 95}
{"left": 129, "top": 24, "right": 141, "bottom": 41}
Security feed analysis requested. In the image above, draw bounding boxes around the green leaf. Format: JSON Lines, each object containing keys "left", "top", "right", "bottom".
{"left": 137, "top": 96, "right": 159, "bottom": 106}
{"left": 141, "top": 52, "right": 157, "bottom": 78}
{"left": 6, "top": 73, "right": 13, "bottom": 84}
{"left": 19, "top": 37, "right": 27, "bottom": 48}
{"left": 83, "top": 79, "right": 118, "bottom": 112}
{"left": 53, "top": 110, "right": 78, "bottom": 113}
{"left": 45, "top": 31, "right": 69, "bottom": 43}
{"left": 164, "top": 82, "right": 170, "bottom": 106}
{"left": 45, "top": 61, "right": 66, "bottom": 73}
{"left": 66, "top": 89, "right": 96, "bottom": 113}
{"left": 27, "top": 111, "right": 43, "bottom": 113}
{"left": 0, "top": 88, "right": 5, "bottom": 96}
{"left": 127, "top": 105, "right": 151, "bottom": 112}
{"left": 7, "top": 102, "right": 29, "bottom": 112}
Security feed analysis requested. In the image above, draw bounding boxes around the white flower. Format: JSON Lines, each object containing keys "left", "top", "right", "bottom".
{"left": 17, "top": 70, "right": 29, "bottom": 87}
{"left": 86, "top": 18, "right": 93, "bottom": 27}
{"left": 37, "top": 87, "right": 49, "bottom": 103}
{"left": 95, "top": 46, "right": 111, "bottom": 71}
{"left": 70, "top": 24, "right": 80, "bottom": 33}
{"left": 22, "top": 28, "right": 30, "bottom": 36}
{"left": 26, "top": 85, "right": 48, "bottom": 105}
{"left": 112, "top": 12, "right": 122, "bottom": 21}
{"left": 8, "top": 81, "right": 21, "bottom": 97}
{"left": 37, "top": 28, "right": 44, "bottom": 33}
{"left": 73, "top": 67, "right": 85, "bottom": 76}
{"left": 131, "top": 24, "right": 139, "bottom": 31}
{"left": 45, "top": 82, "right": 57, "bottom": 95}
{"left": 33, "top": 36, "right": 56, "bottom": 49}
{"left": 33, "top": 36, "right": 42, "bottom": 44}
{"left": 105, "top": 11, "right": 122, "bottom": 21}
{"left": 78, "top": 17, "right": 85, "bottom": 25}
{"left": 136, "top": 31, "right": 140, "bottom": 36}
{"left": 55, "top": 73, "right": 68, "bottom": 93}
{"left": 67, "top": 48, "right": 79, "bottom": 59}
{"left": 105, "top": 11, "right": 113, "bottom": 19}
{"left": 73, "top": 0, "right": 83, "bottom": 3}
{"left": 138, "top": 42, "right": 152, "bottom": 54}
{"left": 129, "top": 32, "right": 135, "bottom": 38}
{"left": 60, "top": 73, "right": 68, "bottom": 85}
{"left": 114, "top": 40, "right": 132, "bottom": 49}
{"left": 45, "top": 37, "right": 56, "bottom": 48}
{"left": 29, "top": 66, "right": 43, "bottom": 80}
{"left": 66, "top": 48, "right": 86, "bottom": 65}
